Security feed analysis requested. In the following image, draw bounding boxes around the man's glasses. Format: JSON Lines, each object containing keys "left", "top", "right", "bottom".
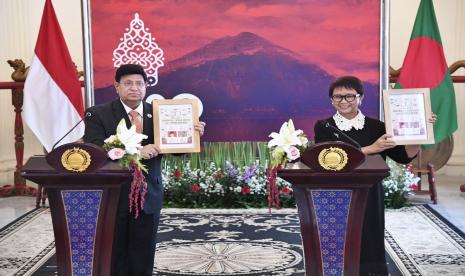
{"left": 119, "top": 81, "right": 146, "bottom": 89}
{"left": 331, "top": 94, "right": 360, "bottom": 102}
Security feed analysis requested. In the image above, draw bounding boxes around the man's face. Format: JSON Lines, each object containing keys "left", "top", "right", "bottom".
{"left": 114, "top": 74, "right": 146, "bottom": 109}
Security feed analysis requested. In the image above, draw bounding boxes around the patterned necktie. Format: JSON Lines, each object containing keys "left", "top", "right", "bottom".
{"left": 128, "top": 110, "right": 142, "bottom": 133}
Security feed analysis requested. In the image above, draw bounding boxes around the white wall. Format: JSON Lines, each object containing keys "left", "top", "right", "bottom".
{"left": 0, "top": 0, "right": 83, "bottom": 184}
{"left": 0, "top": 0, "right": 464, "bottom": 184}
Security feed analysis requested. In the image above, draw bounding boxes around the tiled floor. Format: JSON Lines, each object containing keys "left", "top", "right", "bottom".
{"left": 411, "top": 174, "right": 465, "bottom": 233}
{"left": 0, "top": 195, "right": 36, "bottom": 229}
{"left": 0, "top": 175, "right": 464, "bottom": 232}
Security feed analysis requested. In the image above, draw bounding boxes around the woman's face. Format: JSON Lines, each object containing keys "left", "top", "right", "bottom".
{"left": 331, "top": 87, "right": 363, "bottom": 119}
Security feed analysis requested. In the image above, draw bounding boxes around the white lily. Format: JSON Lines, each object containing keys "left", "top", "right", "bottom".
{"left": 115, "top": 119, "right": 147, "bottom": 155}
{"left": 104, "top": 134, "right": 117, "bottom": 144}
{"left": 268, "top": 119, "right": 304, "bottom": 149}
{"left": 299, "top": 135, "right": 309, "bottom": 146}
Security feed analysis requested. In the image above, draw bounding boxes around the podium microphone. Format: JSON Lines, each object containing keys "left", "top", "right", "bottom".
{"left": 324, "top": 121, "right": 361, "bottom": 149}
{"left": 51, "top": 112, "right": 92, "bottom": 151}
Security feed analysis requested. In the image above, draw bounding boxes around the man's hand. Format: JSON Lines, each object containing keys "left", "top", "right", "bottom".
{"left": 195, "top": 121, "right": 206, "bottom": 136}
{"left": 140, "top": 144, "right": 161, "bottom": 159}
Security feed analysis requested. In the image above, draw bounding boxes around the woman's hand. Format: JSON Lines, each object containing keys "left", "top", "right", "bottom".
{"left": 195, "top": 121, "right": 206, "bottom": 136}
{"left": 429, "top": 113, "right": 437, "bottom": 124}
{"left": 140, "top": 144, "right": 161, "bottom": 159}
{"left": 362, "top": 134, "right": 397, "bottom": 155}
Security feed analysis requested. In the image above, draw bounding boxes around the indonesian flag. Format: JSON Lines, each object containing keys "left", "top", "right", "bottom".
{"left": 23, "top": 0, "right": 84, "bottom": 152}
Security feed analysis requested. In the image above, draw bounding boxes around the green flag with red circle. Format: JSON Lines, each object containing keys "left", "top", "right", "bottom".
{"left": 394, "top": 0, "right": 457, "bottom": 146}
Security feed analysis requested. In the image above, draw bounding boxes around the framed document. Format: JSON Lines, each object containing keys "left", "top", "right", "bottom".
{"left": 382, "top": 88, "right": 434, "bottom": 145}
{"left": 152, "top": 99, "right": 200, "bottom": 153}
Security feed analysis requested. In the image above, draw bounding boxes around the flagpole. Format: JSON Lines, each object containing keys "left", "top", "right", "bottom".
{"left": 379, "top": 0, "right": 390, "bottom": 122}
{"left": 81, "top": 0, "right": 94, "bottom": 108}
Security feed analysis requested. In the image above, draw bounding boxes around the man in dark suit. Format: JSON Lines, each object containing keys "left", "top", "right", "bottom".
{"left": 83, "top": 64, "right": 205, "bottom": 276}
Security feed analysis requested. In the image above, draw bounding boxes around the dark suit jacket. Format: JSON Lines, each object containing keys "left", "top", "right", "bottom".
{"left": 314, "top": 116, "right": 414, "bottom": 164}
{"left": 83, "top": 99, "right": 163, "bottom": 214}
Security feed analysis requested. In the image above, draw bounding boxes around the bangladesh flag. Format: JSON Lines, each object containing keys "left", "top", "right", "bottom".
{"left": 394, "top": 0, "right": 457, "bottom": 146}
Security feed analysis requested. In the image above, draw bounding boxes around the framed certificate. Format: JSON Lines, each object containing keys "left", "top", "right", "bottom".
{"left": 382, "top": 88, "right": 434, "bottom": 145}
{"left": 152, "top": 99, "right": 200, "bottom": 153}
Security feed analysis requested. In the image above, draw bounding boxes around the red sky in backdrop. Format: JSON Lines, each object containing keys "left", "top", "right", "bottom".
{"left": 90, "top": 0, "right": 380, "bottom": 88}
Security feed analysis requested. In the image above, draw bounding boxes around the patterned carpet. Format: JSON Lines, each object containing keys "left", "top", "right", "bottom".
{"left": 0, "top": 206, "right": 464, "bottom": 276}
{"left": 385, "top": 206, "right": 465, "bottom": 276}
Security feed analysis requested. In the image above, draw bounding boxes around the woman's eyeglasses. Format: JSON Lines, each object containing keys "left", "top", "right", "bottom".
{"left": 331, "top": 94, "right": 360, "bottom": 102}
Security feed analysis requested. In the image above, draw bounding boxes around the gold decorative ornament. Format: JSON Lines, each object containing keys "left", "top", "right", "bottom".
{"left": 318, "top": 147, "right": 348, "bottom": 171}
{"left": 61, "top": 147, "right": 91, "bottom": 172}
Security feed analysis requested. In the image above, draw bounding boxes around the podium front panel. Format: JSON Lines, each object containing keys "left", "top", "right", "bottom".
{"left": 279, "top": 155, "right": 389, "bottom": 276}
{"left": 62, "top": 190, "right": 102, "bottom": 276}
{"left": 311, "top": 190, "right": 351, "bottom": 276}
{"left": 21, "top": 153, "right": 131, "bottom": 276}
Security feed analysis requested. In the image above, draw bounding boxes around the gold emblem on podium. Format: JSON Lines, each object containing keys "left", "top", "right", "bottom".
{"left": 61, "top": 148, "right": 91, "bottom": 172}
{"left": 318, "top": 147, "right": 348, "bottom": 171}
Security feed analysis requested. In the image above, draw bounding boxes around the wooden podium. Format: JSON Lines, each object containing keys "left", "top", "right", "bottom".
{"left": 278, "top": 142, "right": 389, "bottom": 276}
{"left": 21, "top": 143, "right": 131, "bottom": 276}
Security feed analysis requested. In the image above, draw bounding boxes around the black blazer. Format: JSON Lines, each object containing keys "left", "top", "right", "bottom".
{"left": 83, "top": 99, "right": 163, "bottom": 214}
{"left": 314, "top": 116, "right": 414, "bottom": 164}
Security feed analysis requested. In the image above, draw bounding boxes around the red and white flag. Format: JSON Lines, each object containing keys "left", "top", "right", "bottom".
{"left": 23, "top": 0, "right": 84, "bottom": 152}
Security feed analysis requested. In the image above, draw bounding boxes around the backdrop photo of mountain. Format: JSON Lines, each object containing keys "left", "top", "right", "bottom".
{"left": 90, "top": 0, "right": 381, "bottom": 141}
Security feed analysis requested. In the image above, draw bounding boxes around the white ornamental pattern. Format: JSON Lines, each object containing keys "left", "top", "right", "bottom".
{"left": 155, "top": 242, "right": 301, "bottom": 274}
{"left": 113, "top": 13, "right": 164, "bottom": 86}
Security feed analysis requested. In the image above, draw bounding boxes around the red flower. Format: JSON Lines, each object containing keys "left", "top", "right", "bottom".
{"left": 191, "top": 185, "right": 201, "bottom": 192}
{"left": 173, "top": 169, "right": 182, "bottom": 179}
{"left": 281, "top": 186, "right": 292, "bottom": 195}
{"left": 410, "top": 183, "right": 418, "bottom": 191}
{"left": 241, "top": 186, "right": 251, "bottom": 196}
{"left": 214, "top": 172, "right": 224, "bottom": 179}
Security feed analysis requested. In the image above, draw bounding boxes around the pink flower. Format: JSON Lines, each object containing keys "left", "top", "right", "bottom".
{"left": 191, "top": 185, "right": 201, "bottom": 192}
{"left": 407, "top": 165, "right": 415, "bottom": 173}
{"left": 285, "top": 146, "right": 300, "bottom": 161}
{"left": 410, "top": 183, "right": 418, "bottom": 191}
{"left": 108, "top": 148, "right": 125, "bottom": 160}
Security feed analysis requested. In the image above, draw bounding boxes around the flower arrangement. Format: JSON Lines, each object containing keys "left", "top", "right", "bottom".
{"left": 382, "top": 158, "right": 420, "bottom": 209}
{"left": 268, "top": 119, "right": 309, "bottom": 168}
{"left": 159, "top": 142, "right": 420, "bottom": 209}
{"left": 103, "top": 119, "right": 148, "bottom": 218}
{"left": 162, "top": 161, "right": 295, "bottom": 208}
{"left": 266, "top": 119, "right": 308, "bottom": 209}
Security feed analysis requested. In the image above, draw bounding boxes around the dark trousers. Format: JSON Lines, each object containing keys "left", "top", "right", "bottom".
{"left": 111, "top": 182, "right": 160, "bottom": 276}
{"left": 359, "top": 182, "right": 388, "bottom": 276}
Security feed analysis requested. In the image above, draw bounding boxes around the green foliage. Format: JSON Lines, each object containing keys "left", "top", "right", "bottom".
{"left": 162, "top": 142, "right": 295, "bottom": 208}
{"left": 162, "top": 143, "right": 423, "bottom": 209}
{"left": 163, "top": 141, "right": 271, "bottom": 170}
